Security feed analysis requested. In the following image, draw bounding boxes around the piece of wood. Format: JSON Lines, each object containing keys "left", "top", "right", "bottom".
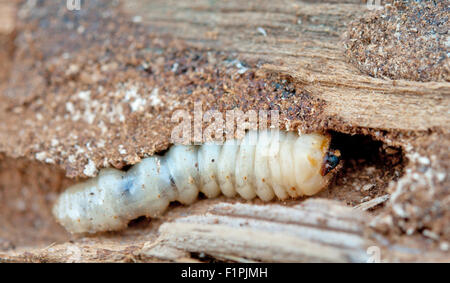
{"left": 148, "top": 200, "right": 450, "bottom": 263}
{"left": 152, "top": 199, "right": 373, "bottom": 262}
{"left": 354, "top": 194, "right": 390, "bottom": 211}
{"left": 123, "top": 0, "right": 450, "bottom": 132}
{"left": 2, "top": 198, "right": 448, "bottom": 262}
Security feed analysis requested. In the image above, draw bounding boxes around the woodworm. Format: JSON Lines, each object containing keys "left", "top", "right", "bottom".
{"left": 53, "top": 130, "right": 341, "bottom": 233}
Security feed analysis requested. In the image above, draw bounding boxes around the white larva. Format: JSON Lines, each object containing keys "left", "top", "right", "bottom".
{"left": 53, "top": 130, "right": 341, "bottom": 233}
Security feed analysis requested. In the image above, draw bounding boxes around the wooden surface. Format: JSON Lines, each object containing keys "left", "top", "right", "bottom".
{"left": 123, "top": 0, "right": 449, "bottom": 132}
{"left": 3, "top": 199, "right": 447, "bottom": 262}
{"left": 0, "top": 0, "right": 448, "bottom": 263}
{"left": 153, "top": 200, "right": 372, "bottom": 263}
{"left": 0, "top": 199, "right": 376, "bottom": 262}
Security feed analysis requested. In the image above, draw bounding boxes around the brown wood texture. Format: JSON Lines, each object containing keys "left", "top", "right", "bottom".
{"left": 4, "top": 199, "right": 372, "bottom": 262}
{"left": 154, "top": 200, "right": 373, "bottom": 263}
{"left": 123, "top": 0, "right": 449, "bottom": 132}
{"left": 0, "top": 0, "right": 448, "bottom": 263}
{"left": 3, "top": 199, "right": 447, "bottom": 262}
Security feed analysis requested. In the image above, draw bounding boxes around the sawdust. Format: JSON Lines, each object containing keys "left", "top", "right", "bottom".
{"left": 344, "top": 0, "right": 449, "bottom": 82}
{"left": 372, "top": 131, "right": 450, "bottom": 245}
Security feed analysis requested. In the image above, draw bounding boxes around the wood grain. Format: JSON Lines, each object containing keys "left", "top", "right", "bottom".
{"left": 153, "top": 200, "right": 373, "bottom": 262}
{"left": 123, "top": 0, "right": 449, "bottom": 132}
{"left": 0, "top": 0, "right": 448, "bottom": 263}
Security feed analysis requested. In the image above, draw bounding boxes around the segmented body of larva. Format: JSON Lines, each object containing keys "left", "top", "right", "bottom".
{"left": 53, "top": 130, "right": 340, "bottom": 233}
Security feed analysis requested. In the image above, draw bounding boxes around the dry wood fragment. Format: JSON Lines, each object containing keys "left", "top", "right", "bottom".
{"left": 139, "top": 240, "right": 193, "bottom": 262}
{"left": 354, "top": 194, "right": 390, "bottom": 211}
{"left": 152, "top": 199, "right": 374, "bottom": 262}
{"left": 1, "top": 198, "right": 448, "bottom": 263}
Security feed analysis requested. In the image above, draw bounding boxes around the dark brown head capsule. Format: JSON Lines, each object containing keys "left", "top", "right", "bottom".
{"left": 321, "top": 149, "right": 341, "bottom": 176}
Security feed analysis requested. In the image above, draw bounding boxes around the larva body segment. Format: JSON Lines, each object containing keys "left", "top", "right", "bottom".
{"left": 164, "top": 145, "right": 199, "bottom": 204}
{"left": 235, "top": 131, "right": 258, "bottom": 200}
{"left": 254, "top": 130, "right": 275, "bottom": 201}
{"left": 53, "top": 130, "right": 340, "bottom": 233}
{"left": 216, "top": 139, "right": 239, "bottom": 198}
{"left": 267, "top": 131, "right": 289, "bottom": 200}
{"left": 280, "top": 132, "right": 300, "bottom": 197}
{"left": 198, "top": 143, "right": 221, "bottom": 198}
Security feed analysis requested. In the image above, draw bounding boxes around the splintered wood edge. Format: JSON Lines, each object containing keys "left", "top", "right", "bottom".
{"left": 354, "top": 194, "right": 390, "bottom": 211}
{"left": 151, "top": 199, "right": 373, "bottom": 263}
{"left": 263, "top": 64, "right": 450, "bottom": 132}
{"left": 1, "top": 199, "right": 448, "bottom": 262}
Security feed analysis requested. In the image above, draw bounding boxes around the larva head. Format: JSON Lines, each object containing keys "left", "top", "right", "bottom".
{"left": 292, "top": 133, "right": 340, "bottom": 196}
{"left": 321, "top": 149, "right": 341, "bottom": 177}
